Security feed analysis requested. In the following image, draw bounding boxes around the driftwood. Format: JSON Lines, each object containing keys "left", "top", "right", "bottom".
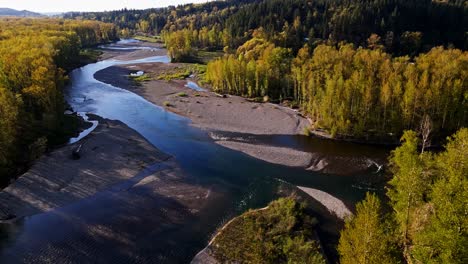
{"left": 72, "top": 143, "right": 83, "bottom": 160}
{"left": 214, "top": 93, "right": 227, "bottom": 98}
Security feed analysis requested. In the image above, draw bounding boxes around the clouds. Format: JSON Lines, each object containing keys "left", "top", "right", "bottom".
{"left": 0, "top": 0, "right": 210, "bottom": 12}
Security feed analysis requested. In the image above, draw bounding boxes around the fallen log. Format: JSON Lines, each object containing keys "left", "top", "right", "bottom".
{"left": 72, "top": 143, "right": 83, "bottom": 160}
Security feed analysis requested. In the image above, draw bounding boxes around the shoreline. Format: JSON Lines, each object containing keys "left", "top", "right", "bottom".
{"left": 94, "top": 62, "right": 317, "bottom": 171}
{"left": 1, "top": 40, "right": 372, "bottom": 263}
{"left": 93, "top": 55, "right": 389, "bottom": 176}
{"left": 0, "top": 115, "right": 173, "bottom": 221}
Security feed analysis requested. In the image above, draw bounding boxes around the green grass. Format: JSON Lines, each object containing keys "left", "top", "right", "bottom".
{"left": 211, "top": 198, "right": 326, "bottom": 264}
{"left": 176, "top": 92, "right": 188, "bottom": 97}
{"left": 133, "top": 35, "right": 163, "bottom": 43}
{"left": 156, "top": 64, "right": 206, "bottom": 81}
{"left": 157, "top": 68, "right": 191, "bottom": 81}
{"left": 130, "top": 74, "right": 152, "bottom": 82}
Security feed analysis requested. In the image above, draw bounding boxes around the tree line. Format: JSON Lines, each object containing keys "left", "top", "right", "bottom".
{"left": 338, "top": 128, "right": 467, "bottom": 264}
{"left": 0, "top": 18, "right": 118, "bottom": 184}
{"left": 67, "top": 0, "right": 467, "bottom": 57}
{"left": 205, "top": 32, "right": 467, "bottom": 140}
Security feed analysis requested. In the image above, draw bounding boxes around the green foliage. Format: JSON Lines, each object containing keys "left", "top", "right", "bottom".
{"left": 388, "top": 131, "right": 431, "bottom": 242}
{"left": 339, "top": 128, "right": 467, "bottom": 264}
{"left": 131, "top": 74, "right": 152, "bottom": 83}
{"left": 338, "top": 193, "right": 399, "bottom": 264}
{"left": 211, "top": 198, "right": 326, "bottom": 264}
{"left": 156, "top": 64, "right": 205, "bottom": 81}
{"left": 156, "top": 68, "right": 191, "bottom": 81}
{"left": 176, "top": 92, "right": 188, "bottom": 97}
{"left": 133, "top": 35, "right": 162, "bottom": 43}
{"left": 410, "top": 128, "right": 468, "bottom": 263}
{"left": 162, "top": 29, "right": 196, "bottom": 62}
{"left": 206, "top": 35, "right": 293, "bottom": 99}
{"left": 207, "top": 41, "right": 467, "bottom": 140}
{"left": 385, "top": 128, "right": 468, "bottom": 263}
{"left": 0, "top": 18, "right": 118, "bottom": 181}
{"left": 66, "top": 0, "right": 466, "bottom": 55}
{"left": 163, "top": 101, "right": 172, "bottom": 107}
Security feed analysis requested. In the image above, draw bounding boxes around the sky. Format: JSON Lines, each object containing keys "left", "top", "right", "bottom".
{"left": 0, "top": 0, "right": 211, "bottom": 13}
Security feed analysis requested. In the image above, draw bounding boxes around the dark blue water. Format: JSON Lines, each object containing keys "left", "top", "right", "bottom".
{"left": 0, "top": 51, "right": 389, "bottom": 263}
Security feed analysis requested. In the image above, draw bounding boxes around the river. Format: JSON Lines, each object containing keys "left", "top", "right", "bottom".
{"left": 0, "top": 45, "right": 390, "bottom": 263}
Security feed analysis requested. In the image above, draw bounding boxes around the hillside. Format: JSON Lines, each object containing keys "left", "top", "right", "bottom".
{"left": 0, "top": 8, "right": 43, "bottom": 17}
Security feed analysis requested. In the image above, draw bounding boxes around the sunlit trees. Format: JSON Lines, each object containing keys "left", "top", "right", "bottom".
{"left": 206, "top": 35, "right": 293, "bottom": 99}
{"left": 162, "top": 29, "right": 195, "bottom": 62}
{"left": 387, "top": 131, "right": 432, "bottom": 260}
{"left": 340, "top": 128, "right": 467, "bottom": 264}
{"left": 0, "top": 18, "right": 118, "bottom": 181}
{"left": 294, "top": 44, "right": 466, "bottom": 139}
{"left": 384, "top": 128, "right": 468, "bottom": 263}
{"left": 338, "top": 193, "right": 398, "bottom": 264}
{"left": 206, "top": 41, "right": 467, "bottom": 140}
{"left": 410, "top": 128, "right": 468, "bottom": 263}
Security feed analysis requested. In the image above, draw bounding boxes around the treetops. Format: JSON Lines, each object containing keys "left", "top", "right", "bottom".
{"left": 205, "top": 34, "right": 467, "bottom": 141}
{"left": 0, "top": 18, "right": 117, "bottom": 182}
{"left": 339, "top": 128, "right": 467, "bottom": 264}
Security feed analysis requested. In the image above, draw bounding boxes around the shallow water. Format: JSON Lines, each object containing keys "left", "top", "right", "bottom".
{"left": 0, "top": 47, "right": 389, "bottom": 263}
{"left": 68, "top": 113, "right": 98, "bottom": 144}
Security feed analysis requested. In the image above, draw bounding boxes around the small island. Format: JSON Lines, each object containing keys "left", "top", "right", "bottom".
{"left": 192, "top": 198, "right": 326, "bottom": 264}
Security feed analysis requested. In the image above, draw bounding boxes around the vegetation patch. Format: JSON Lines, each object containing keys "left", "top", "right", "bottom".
{"left": 156, "top": 64, "right": 206, "bottom": 81}
{"left": 130, "top": 73, "right": 153, "bottom": 83}
{"left": 79, "top": 49, "right": 103, "bottom": 65}
{"left": 211, "top": 198, "right": 326, "bottom": 264}
{"left": 176, "top": 92, "right": 188, "bottom": 97}
{"left": 339, "top": 129, "right": 468, "bottom": 264}
{"left": 133, "top": 35, "right": 162, "bottom": 43}
{"left": 0, "top": 18, "right": 117, "bottom": 183}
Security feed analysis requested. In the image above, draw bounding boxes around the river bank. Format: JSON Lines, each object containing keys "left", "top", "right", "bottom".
{"left": 94, "top": 56, "right": 390, "bottom": 177}
{"left": 94, "top": 61, "right": 324, "bottom": 171}
{"left": 0, "top": 40, "right": 392, "bottom": 263}
{"left": 0, "top": 115, "right": 172, "bottom": 220}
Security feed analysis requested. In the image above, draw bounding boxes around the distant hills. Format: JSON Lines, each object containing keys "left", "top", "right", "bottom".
{"left": 0, "top": 8, "right": 43, "bottom": 17}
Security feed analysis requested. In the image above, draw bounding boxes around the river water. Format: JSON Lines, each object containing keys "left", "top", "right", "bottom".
{"left": 0, "top": 46, "right": 390, "bottom": 263}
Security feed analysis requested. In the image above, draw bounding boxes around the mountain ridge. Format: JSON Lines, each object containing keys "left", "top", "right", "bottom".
{"left": 0, "top": 8, "right": 43, "bottom": 17}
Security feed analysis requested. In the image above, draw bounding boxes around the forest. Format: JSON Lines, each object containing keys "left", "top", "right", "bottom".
{"left": 0, "top": 1, "right": 466, "bottom": 263}
{"left": 66, "top": 0, "right": 467, "bottom": 55}
{"left": 0, "top": 18, "right": 118, "bottom": 184}
{"left": 66, "top": 0, "right": 467, "bottom": 140}
{"left": 339, "top": 128, "right": 467, "bottom": 264}
{"left": 206, "top": 36, "right": 467, "bottom": 140}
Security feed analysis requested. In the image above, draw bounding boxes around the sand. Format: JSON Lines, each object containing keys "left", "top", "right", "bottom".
{"left": 297, "top": 186, "right": 352, "bottom": 220}
{"left": 94, "top": 60, "right": 313, "bottom": 169}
